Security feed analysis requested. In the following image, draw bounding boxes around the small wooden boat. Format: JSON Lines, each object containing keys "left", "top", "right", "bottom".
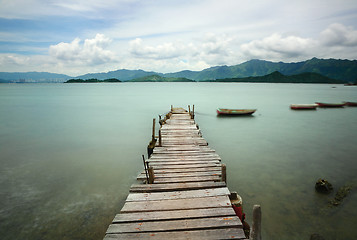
{"left": 343, "top": 101, "right": 357, "bottom": 107}
{"left": 290, "top": 104, "right": 318, "bottom": 110}
{"left": 315, "top": 102, "right": 345, "bottom": 108}
{"left": 217, "top": 108, "right": 256, "bottom": 116}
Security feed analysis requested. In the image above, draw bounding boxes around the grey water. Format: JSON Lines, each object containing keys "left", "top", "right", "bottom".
{"left": 0, "top": 83, "right": 356, "bottom": 240}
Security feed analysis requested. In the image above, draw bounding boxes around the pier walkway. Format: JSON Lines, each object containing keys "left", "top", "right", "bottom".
{"left": 104, "top": 107, "right": 247, "bottom": 239}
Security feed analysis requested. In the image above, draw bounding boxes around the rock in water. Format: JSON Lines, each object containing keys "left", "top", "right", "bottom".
{"left": 315, "top": 178, "right": 333, "bottom": 193}
{"left": 329, "top": 185, "right": 352, "bottom": 206}
{"left": 310, "top": 233, "right": 325, "bottom": 240}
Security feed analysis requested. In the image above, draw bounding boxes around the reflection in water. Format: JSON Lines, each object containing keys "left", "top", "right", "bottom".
{"left": 0, "top": 83, "right": 356, "bottom": 240}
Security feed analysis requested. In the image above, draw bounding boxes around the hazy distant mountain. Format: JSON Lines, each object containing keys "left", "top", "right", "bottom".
{"left": 76, "top": 69, "right": 161, "bottom": 81}
{"left": 1, "top": 58, "right": 356, "bottom": 83}
{"left": 213, "top": 71, "right": 342, "bottom": 84}
{"left": 0, "top": 72, "right": 70, "bottom": 83}
{"left": 164, "top": 58, "right": 357, "bottom": 82}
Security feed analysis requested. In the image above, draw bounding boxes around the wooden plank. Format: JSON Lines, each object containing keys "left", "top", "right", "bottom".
{"left": 126, "top": 188, "right": 230, "bottom": 202}
{"left": 150, "top": 167, "right": 222, "bottom": 173}
{"left": 153, "top": 146, "right": 213, "bottom": 151}
{"left": 137, "top": 171, "right": 221, "bottom": 179}
{"left": 151, "top": 163, "right": 221, "bottom": 169}
{"left": 130, "top": 182, "right": 226, "bottom": 193}
{"left": 112, "top": 207, "right": 236, "bottom": 223}
{"left": 107, "top": 216, "right": 242, "bottom": 234}
{"left": 149, "top": 155, "right": 220, "bottom": 160}
{"left": 148, "top": 160, "right": 220, "bottom": 166}
{"left": 104, "top": 228, "right": 246, "bottom": 240}
{"left": 153, "top": 175, "right": 221, "bottom": 183}
{"left": 120, "top": 195, "right": 232, "bottom": 213}
{"left": 152, "top": 152, "right": 218, "bottom": 156}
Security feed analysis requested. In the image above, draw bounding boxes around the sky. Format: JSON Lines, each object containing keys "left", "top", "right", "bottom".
{"left": 0, "top": 0, "right": 357, "bottom": 76}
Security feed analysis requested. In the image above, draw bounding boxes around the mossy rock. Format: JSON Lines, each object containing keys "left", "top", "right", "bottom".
{"left": 315, "top": 178, "right": 333, "bottom": 194}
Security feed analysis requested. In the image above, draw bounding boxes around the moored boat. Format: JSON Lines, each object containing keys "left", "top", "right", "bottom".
{"left": 217, "top": 108, "right": 256, "bottom": 116}
{"left": 290, "top": 104, "right": 318, "bottom": 110}
{"left": 343, "top": 101, "right": 357, "bottom": 107}
{"left": 315, "top": 102, "right": 345, "bottom": 108}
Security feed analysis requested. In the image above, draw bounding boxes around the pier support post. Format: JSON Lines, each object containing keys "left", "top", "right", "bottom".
{"left": 159, "top": 129, "right": 162, "bottom": 147}
{"left": 188, "top": 105, "right": 191, "bottom": 115}
{"left": 148, "top": 166, "right": 155, "bottom": 184}
{"left": 192, "top": 104, "right": 195, "bottom": 119}
{"left": 250, "top": 205, "right": 262, "bottom": 240}
{"left": 221, "top": 164, "right": 227, "bottom": 183}
{"left": 152, "top": 118, "right": 156, "bottom": 143}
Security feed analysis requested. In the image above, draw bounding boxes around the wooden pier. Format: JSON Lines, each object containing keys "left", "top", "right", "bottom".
{"left": 104, "top": 107, "right": 249, "bottom": 239}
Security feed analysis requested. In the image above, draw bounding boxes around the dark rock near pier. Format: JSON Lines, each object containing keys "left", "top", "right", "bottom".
{"left": 310, "top": 233, "right": 325, "bottom": 240}
{"left": 315, "top": 178, "right": 333, "bottom": 194}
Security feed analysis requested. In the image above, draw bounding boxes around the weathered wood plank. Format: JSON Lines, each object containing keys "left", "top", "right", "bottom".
{"left": 112, "top": 207, "right": 236, "bottom": 223}
{"left": 153, "top": 175, "right": 221, "bottom": 183}
{"left": 130, "top": 182, "right": 226, "bottom": 193}
{"left": 151, "top": 163, "right": 221, "bottom": 169}
{"left": 104, "top": 228, "right": 246, "bottom": 240}
{"left": 137, "top": 171, "right": 221, "bottom": 179}
{"left": 126, "top": 188, "right": 230, "bottom": 202}
{"left": 149, "top": 155, "right": 221, "bottom": 160}
{"left": 120, "top": 195, "right": 232, "bottom": 213}
{"left": 107, "top": 216, "right": 242, "bottom": 234}
{"left": 148, "top": 167, "right": 222, "bottom": 173}
{"left": 148, "top": 160, "right": 220, "bottom": 166}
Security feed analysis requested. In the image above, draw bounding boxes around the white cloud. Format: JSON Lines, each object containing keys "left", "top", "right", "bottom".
{"left": 320, "top": 23, "right": 357, "bottom": 47}
{"left": 129, "top": 38, "right": 188, "bottom": 60}
{"left": 49, "top": 34, "right": 116, "bottom": 65}
{"left": 240, "top": 34, "right": 317, "bottom": 61}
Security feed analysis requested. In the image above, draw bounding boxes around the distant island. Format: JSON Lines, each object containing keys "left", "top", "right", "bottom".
{"left": 65, "top": 78, "right": 121, "bottom": 83}
{"left": 128, "top": 75, "right": 194, "bottom": 82}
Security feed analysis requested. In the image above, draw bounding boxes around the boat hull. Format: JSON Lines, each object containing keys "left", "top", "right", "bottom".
{"left": 315, "top": 102, "right": 345, "bottom": 108}
{"left": 290, "top": 104, "right": 318, "bottom": 110}
{"left": 344, "top": 101, "right": 357, "bottom": 107}
{"left": 217, "top": 108, "right": 256, "bottom": 116}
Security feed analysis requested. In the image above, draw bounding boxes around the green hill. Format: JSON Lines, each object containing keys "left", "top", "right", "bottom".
{"left": 164, "top": 58, "right": 357, "bottom": 82}
{"left": 213, "top": 71, "right": 342, "bottom": 83}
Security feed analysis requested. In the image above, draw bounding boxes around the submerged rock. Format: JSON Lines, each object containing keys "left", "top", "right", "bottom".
{"left": 329, "top": 185, "right": 352, "bottom": 206}
{"left": 315, "top": 178, "right": 333, "bottom": 194}
{"left": 310, "top": 233, "right": 325, "bottom": 240}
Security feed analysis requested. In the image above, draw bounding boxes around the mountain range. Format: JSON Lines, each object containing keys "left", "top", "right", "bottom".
{"left": 1, "top": 58, "right": 356, "bottom": 83}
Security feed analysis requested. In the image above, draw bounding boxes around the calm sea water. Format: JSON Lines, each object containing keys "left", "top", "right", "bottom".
{"left": 0, "top": 83, "right": 356, "bottom": 240}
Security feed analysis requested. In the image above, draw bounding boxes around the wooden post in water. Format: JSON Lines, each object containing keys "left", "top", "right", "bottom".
{"left": 222, "top": 164, "right": 227, "bottom": 183}
{"left": 148, "top": 166, "right": 155, "bottom": 184}
{"left": 152, "top": 118, "right": 156, "bottom": 143}
{"left": 171, "top": 105, "right": 173, "bottom": 111}
{"left": 192, "top": 104, "right": 195, "bottom": 119}
{"left": 159, "top": 129, "right": 162, "bottom": 147}
{"left": 250, "top": 205, "right": 262, "bottom": 240}
{"left": 188, "top": 105, "right": 191, "bottom": 115}
{"left": 142, "top": 155, "right": 149, "bottom": 184}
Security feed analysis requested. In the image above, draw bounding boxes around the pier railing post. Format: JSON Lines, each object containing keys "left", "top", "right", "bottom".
{"left": 148, "top": 166, "right": 155, "bottom": 184}
{"left": 192, "top": 104, "right": 195, "bottom": 119}
{"left": 221, "top": 164, "right": 227, "bottom": 183}
{"left": 152, "top": 118, "right": 156, "bottom": 143}
{"left": 250, "top": 205, "right": 262, "bottom": 240}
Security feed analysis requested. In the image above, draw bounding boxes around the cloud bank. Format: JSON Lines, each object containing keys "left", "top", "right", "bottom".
{"left": 0, "top": 0, "right": 356, "bottom": 75}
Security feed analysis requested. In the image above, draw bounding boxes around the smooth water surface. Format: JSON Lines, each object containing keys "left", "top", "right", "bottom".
{"left": 0, "top": 83, "right": 356, "bottom": 240}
